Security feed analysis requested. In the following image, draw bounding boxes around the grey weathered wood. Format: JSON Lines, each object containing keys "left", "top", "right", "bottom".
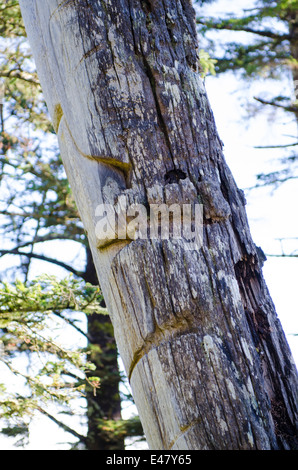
{"left": 19, "top": 0, "right": 298, "bottom": 449}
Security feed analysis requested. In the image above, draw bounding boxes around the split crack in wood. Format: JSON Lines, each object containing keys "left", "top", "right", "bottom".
{"left": 127, "top": 321, "right": 199, "bottom": 382}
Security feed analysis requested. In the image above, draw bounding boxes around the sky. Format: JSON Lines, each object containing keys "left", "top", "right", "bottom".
{"left": 206, "top": 72, "right": 298, "bottom": 364}
{"left": 198, "top": 0, "right": 298, "bottom": 367}
{"left": 1, "top": 0, "right": 298, "bottom": 450}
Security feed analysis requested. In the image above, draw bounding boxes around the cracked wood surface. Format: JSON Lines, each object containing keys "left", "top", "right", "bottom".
{"left": 20, "top": 0, "right": 298, "bottom": 449}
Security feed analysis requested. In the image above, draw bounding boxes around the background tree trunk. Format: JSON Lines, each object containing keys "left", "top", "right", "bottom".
{"left": 83, "top": 248, "right": 124, "bottom": 450}
{"left": 20, "top": 0, "right": 298, "bottom": 450}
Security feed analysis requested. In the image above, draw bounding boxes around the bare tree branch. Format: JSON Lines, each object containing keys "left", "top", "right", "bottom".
{"left": 254, "top": 96, "right": 298, "bottom": 114}
{"left": 36, "top": 406, "right": 86, "bottom": 444}
{"left": 0, "top": 248, "right": 85, "bottom": 278}
{"left": 196, "top": 19, "right": 291, "bottom": 41}
{"left": 254, "top": 142, "right": 298, "bottom": 149}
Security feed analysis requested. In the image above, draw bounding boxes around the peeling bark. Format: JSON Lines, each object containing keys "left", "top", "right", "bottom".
{"left": 19, "top": 0, "right": 298, "bottom": 449}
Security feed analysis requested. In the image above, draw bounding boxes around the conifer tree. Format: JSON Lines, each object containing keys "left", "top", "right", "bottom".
{"left": 196, "top": 0, "right": 298, "bottom": 188}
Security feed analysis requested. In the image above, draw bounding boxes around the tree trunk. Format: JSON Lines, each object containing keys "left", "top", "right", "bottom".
{"left": 19, "top": 0, "right": 298, "bottom": 450}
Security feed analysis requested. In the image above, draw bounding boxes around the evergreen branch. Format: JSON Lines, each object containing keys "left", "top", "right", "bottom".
{"left": 0, "top": 1, "right": 19, "bottom": 12}
{"left": 0, "top": 209, "right": 33, "bottom": 218}
{"left": 266, "top": 253, "right": 298, "bottom": 258}
{"left": 0, "top": 70, "right": 39, "bottom": 85}
{"left": 196, "top": 19, "right": 290, "bottom": 41}
{"left": 254, "top": 96, "right": 298, "bottom": 114}
{"left": 246, "top": 174, "right": 298, "bottom": 190}
{"left": 254, "top": 142, "right": 298, "bottom": 149}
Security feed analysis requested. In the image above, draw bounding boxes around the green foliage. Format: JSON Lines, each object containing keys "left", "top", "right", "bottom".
{"left": 0, "top": 274, "right": 106, "bottom": 446}
{"left": 0, "top": 5, "right": 98, "bottom": 440}
{"left": 196, "top": 0, "right": 298, "bottom": 189}
{"left": 0, "top": 0, "right": 50, "bottom": 134}
{"left": 0, "top": 274, "right": 104, "bottom": 317}
{"left": 94, "top": 416, "right": 144, "bottom": 446}
{"left": 0, "top": 0, "right": 83, "bottom": 280}
{"left": 0, "top": 0, "right": 25, "bottom": 37}
{"left": 1, "top": 39, "right": 51, "bottom": 133}
{"left": 196, "top": 2, "right": 294, "bottom": 79}
{"left": 199, "top": 49, "right": 217, "bottom": 77}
